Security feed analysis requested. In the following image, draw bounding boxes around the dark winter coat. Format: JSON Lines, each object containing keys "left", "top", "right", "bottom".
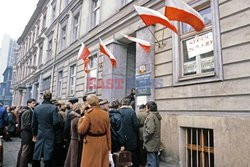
{"left": 64, "top": 110, "right": 82, "bottom": 167}
{"left": 7, "top": 111, "right": 16, "bottom": 133}
{"left": 20, "top": 107, "right": 33, "bottom": 145}
{"left": 143, "top": 111, "right": 162, "bottom": 152}
{"left": 109, "top": 108, "right": 124, "bottom": 153}
{"left": 0, "top": 106, "right": 8, "bottom": 128}
{"left": 118, "top": 105, "right": 139, "bottom": 151}
{"left": 32, "top": 100, "right": 61, "bottom": 161}
{"left": 54, "top": 111, "right": 64, "bottom": 144}
{"left": 64, "top": 109, "right": 72, "bottom": 141}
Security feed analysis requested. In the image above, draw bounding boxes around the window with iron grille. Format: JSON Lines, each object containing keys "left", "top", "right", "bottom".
{"left": 173, "top": 0, "right": 222, "bottom": 85}
{"left": 185, "top": 127, "right": 214, "bottom": 167}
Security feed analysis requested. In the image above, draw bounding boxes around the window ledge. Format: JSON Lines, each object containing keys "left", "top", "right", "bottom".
{"left": 178, "top": 72, "right": 215, "bottom": 82}
{"left": 174, "top": 72, "right": 223, "bottom": 87}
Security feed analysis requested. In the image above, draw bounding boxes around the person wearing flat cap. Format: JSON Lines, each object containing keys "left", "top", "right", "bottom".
{"left": 64, "top": 97, "right": 79, "bottom": 155}
{"left": 100, "top": 99, "right": 109, "bottom": 112}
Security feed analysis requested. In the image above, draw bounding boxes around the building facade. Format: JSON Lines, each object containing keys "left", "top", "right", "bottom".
{"left": 0, "top": 35, "right": 18, "bottom": 105}
{"left": 13, "top": 0, "right": 250, "bottom": 166}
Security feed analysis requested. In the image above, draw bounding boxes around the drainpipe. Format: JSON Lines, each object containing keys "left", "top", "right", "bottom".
{"left": 50, "top": 0, "right": 62, "bottom": 97}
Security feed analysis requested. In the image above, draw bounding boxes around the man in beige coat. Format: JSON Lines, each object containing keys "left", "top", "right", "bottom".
{"left": 78, "top": 94, "right": 113, "bottom": 167}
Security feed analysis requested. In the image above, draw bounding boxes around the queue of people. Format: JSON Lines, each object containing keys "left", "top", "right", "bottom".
{"left": 1, "top": 88, "right": 162, "bottom": 167}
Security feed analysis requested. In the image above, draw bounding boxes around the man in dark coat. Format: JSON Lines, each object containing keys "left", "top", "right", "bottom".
{"left": 108, "top": 100, "right": 123, "bottom": 153}
{"left": 16, "top": 98, "right": 36, "bottom": 167}
{"left": 32, "top": 91, "right": 61, "bottom": 167}
{"left": 119, "top": 97, "right": 140, "bottom": 167}
{"left": 63, "top": 97, "right": 79, "bottom": 156}
{"left": 0, "top": 102, "right": 8, "bottom": 136}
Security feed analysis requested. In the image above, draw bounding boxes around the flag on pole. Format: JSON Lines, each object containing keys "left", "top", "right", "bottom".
{"left": 165, "top": 0, "right": 205, "bottom": 32}
{"left": 77, "top": 42, "right": 91, "bottom": 73}
{"left": 99, "top": 39, "right": 117, "bottom": 67}
{"left": 122, "top": 34, "right": 151, "bottom": 53}
{"left": 134, "top": 5, "right": 178, "bottom": 35}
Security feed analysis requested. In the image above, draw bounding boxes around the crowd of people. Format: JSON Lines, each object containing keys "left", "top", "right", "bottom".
{"left": 0, "top": 89, "right": 162, "bottom": 167}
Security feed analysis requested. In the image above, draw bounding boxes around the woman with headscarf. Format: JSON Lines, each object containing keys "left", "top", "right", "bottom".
{"left": 64, "top": 103, "right": 84, "bottom": 167}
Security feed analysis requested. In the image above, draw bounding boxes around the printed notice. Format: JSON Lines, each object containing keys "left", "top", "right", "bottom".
{"left": 186, "top": 32, "right": 213, "bottom": 58}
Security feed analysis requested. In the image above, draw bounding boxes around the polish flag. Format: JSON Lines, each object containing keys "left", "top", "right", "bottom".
{"left": 134, "top": 5, "right": 178, "bottom": 35}
{"left": 165, "top": 0, "right": 205, "bottom": 32}
{"left": 99, "top": 39, "right": 117, "bottom": 67}
{"left": 78, "top": 43, "right": 91, "bottom": 73}
{"left": 122, "top": 34, "right": 151, "bottom": 53}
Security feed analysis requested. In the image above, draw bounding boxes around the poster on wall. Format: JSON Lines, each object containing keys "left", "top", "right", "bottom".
{"left": 186, "top": 32, "right": 213, "bottom": 58}
{"left": 136, "top": 74, "right": 151, "bottom": 96}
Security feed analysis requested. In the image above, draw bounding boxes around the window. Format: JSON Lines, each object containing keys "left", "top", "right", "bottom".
{"left": 34, "top": 84, "right": 39, "bottom": 101}
{"left": 42, "top": 13, "right": 47, "bottom": 29}
{"left": 185, "top": 128, "right": 214, "bottom": 167}
{"left": 60, "top": 25, "right": 67, "bottom": 50}
{"left": 51, "top": 2, "right": 57, "bottom": 21}
{"left": 57, "top": 71, "right": 63, "bottom": 97}
{"left": 73, "top": 13, "right": 80, "bottom": 41}
{"left": 92, "top": 0, "right": 100, "bottom": 27}
{"left": 173, "top": 0, "right": 222, "bottom": 85}
{"left": 36, "top": 21, "right": 40, "bottom": 39}
{"left": 122, "top": 0, "right": 133, "bottom": 6}
{"left": 38, "top": 43, "right": 43, "bottom": 67}
{"left": 68, "top": 65, "right": 76, "bottom": 96}
{"left": 47, "top": 34, "right": 53, "bottom": 61}
{"left": 42, "top": 76, "right": 51, "bottom": 91}
{"left": 86, "top": 54, "right": 98, "bottom": 93}
{"left": 33, "top": 54, "right": 37, "bottom": 67}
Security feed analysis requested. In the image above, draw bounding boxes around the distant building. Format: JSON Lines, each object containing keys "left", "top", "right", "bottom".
{"left": 13, "top": 0, "right": 250, "bottom": 166}
{"left": 0, "top": 34, "right": 18, "bottom": 105}
{"left": 0, "top": 67, "right": 13, "bottom": 106}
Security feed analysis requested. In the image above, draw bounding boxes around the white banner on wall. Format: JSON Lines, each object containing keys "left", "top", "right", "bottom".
{"left": 186, "top": 32, "right": 213, "bottom": 58}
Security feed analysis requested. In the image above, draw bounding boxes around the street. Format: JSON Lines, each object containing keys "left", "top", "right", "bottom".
{"left": 2, "top": 137, "right": 172, "bottom": 167}
{"left": 3, "top": 137, "right": 20, "bottom": 167}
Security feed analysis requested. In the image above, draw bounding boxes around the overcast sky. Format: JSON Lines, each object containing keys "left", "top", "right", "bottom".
{"left": 0, "top": 0, "right": 38, "bottom": 44}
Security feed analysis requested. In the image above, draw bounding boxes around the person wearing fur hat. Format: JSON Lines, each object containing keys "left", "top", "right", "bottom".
{"left": 78, "top": 94, "right": 113, "bottom": 167}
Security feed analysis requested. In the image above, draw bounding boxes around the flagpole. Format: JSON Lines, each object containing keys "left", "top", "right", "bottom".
{"left": 147, "top": 27, "right": 161, "bottom": 47}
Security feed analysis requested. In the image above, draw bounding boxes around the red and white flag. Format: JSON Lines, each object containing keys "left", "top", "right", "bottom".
{"left": 134, "top": 5, "right": 178, "bottom": 35}
{"left": 99, "top": 39, "right": 117, "bottom": 67}
{"left": 77, "top": 43, "right": 91, "bottom": 73}
{"left": 165, "top": 0, "right": 205, "bottom": 32}
{"left": 122, "top": 34, "right": 151, "bottom": 53}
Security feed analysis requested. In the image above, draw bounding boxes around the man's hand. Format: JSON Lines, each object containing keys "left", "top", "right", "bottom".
{"left": 32, "top": 136, "right": 37, "bottom": 142}
{"left": 109, "top": 151, "right": 114, "bottom": 167}
{"left": 120, "top": 146, "right": 125, "bottom": 151}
